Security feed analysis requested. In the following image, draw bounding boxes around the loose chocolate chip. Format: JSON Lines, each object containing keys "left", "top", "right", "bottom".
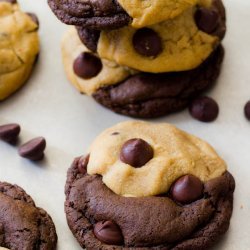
{"left": 120, "top": 138, "right": 153, "bottom": 168}
{"left": 73, "top": 52, "right": 102, "bottom": 79}
{"left": 195, "top": 8, "right": 219, "bottom": 34}
{"left": 133, "top": 28, "right": 162, "bottom": 57}
{"left": 244, "top": 101, "right": 250, "bottom": 120}
{"left": 18, "top": 137, "right": 46, "bottom": 161}
{"left": 0, "top": 123, "right": 20, "bottom": 144}
{"left": 170, "top": 175, "right": 204, "bottom": 204}
{"left": 94, "top": 221, "right": 123, "bottom": 245}
{"left": 78, "top": 154, "right": 90, "bottom": 174}
{"left": 189, "top": 96, "right": 219, "bottom": 122}
{"left": 26, "top": 12, "right": 39, "bottom": 27}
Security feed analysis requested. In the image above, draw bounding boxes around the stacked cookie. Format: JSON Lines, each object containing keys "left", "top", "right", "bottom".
{"left": 49, "top": 0, "right": 226, "bottom": 118}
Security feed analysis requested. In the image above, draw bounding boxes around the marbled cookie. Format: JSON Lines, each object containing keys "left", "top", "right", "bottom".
{"left": 65, "top": 121, "right": 235, "bottom": 249}
{"left": 48, "top": 0, "right": 212, "bottom": 29}
{"left": 0, "top": 182, "right": 57, "bottom": 249}
{"left": 77, "top": 0, "right": 226, "bottom": 73}
{"left": 62, "top": 28, "right": 224, "bottom": 118}
{"left": 0, "top": 0, "right": 39, "bottom": 100}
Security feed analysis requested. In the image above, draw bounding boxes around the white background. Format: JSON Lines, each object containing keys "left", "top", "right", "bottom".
{"left": 0, "top": 0, "right": 250, "bottom": 249}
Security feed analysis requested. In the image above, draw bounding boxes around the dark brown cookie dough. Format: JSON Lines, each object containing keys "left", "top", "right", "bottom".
{"left": 92, "top": 45, "right": 224, "bottom": 119}
{"left": 65, "top": 156, "right": 235, "bottom": 250}
{"left": 0, "top": 182, "right": 57, "bottom": 250}
{"left": 47, "top": 0, "right": 131, "bottom": 29}
{"left": 77, "top": 27, "right": 100, "bottom": 53}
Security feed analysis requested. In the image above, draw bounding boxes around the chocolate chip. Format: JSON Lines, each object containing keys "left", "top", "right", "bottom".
{"left": 189, "top": 96, "right": 219, "bottom": 122}
{"left": 120, "top": 138, "right": 153, "bottom": 168}
{"left": 18, "top": 137, "right": 46, "bottom": 161}
{"left": 26, "top": 12, "right": 39, "bottom": 27}
{"left": 78, "top": 154, "right": 89, "bottom": 174}
{"left": 94, "top": 221, "right": 123, "bottom": 245}
{"left": 73, "top": 52, "right": 102, "bottom": 79}
{"left": 244, "top": 101, "right": 250, "bottom": 120}
{"left": 170, "top": 175, "right": 204, "bottom": 204}
{"left": 133, "top": 28, "right": 162, "bottom": 57}
{"left": 111, "top": 132, "right": 119, "bottom": 135}
{"left": 0, "top": 123, "right": 20, "bottom": 144}
{"left": 195, "top": 8, "right": 219, "bottom": 34}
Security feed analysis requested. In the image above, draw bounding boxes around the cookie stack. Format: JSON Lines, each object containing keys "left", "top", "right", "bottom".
{"left": 48, "top": 0, "right": 226, "bottom": 118}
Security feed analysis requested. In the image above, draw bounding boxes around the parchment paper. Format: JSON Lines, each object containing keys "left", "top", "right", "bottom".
{"left": 0, "top": 0, "right": 250, "bottom": 249}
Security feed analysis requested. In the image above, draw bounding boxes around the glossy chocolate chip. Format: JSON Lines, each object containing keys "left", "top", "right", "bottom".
{"left": 189, "top": 96, "right": 219, "bottom": 122}
{"left": 18, "top": 137, "right": 46, "bottom": 161}
{"left": 26, "top": 12, "right": 39, "bottom": 27}
{"left": 73, "top": 52, "right": 102, "bottom": 79}
{"left": 133, "top": 28, "right": 162, "bottom": 57}
{"left": 120, "top": 138, "right": 153, "bottom": 168}
{"left": 94, "top": 221, "right": 123, "bottom": 245}
{"left": 78, "top": 154, "right": 90, "bottom": 174}
{"left": 244, "top": 101, "right": 250, "bottom": 120}
{"left": 195, "top": 8, "right": 219, "bottom": 34}
{"left": 170, "top": 175, "right": 204, "bottom": 204}
{"left": 0, "top": 123, "right": 20, "bottom": 144}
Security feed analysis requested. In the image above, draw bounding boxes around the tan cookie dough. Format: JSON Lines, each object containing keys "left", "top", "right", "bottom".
{"left": 97, "top": 6, "right": 219, "bottom": 73}
{"left": 87, "top": 121, "right": 227, "bottom": 197}
{"left": 118, "top": 0, "right": 211, "bottom": 28}
{"left": 61, "top": 28, "right": 137, "bottom": 95}
{"left": 0, "top": 2, "right": 39, "bottom": 101}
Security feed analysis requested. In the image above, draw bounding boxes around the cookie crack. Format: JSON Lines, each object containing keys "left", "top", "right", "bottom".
{"left": 16, "top": 228, "right": 31, "bottom": 233}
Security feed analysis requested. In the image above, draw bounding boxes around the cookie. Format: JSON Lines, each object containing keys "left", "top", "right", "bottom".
{"left": 77, "top": 0, "right": 226, "bottom": 54}
{"left": 62, "top": 28, "right": 223, "bottom": 118}
{"left": 83, "top": 0, "right": 226, "bottom": 73}
{"left": 48, "top": 0, "right": 215, "bottom": 29}
{"left": 65, "top": 121, "right": 235, "bottom": 249}
{"left": 0, "top": 182, "right": 57, "bottom": 249}
{"left": 0, "top": 1, "right": 39, "bottom": 101}
{"left": 93, "top": 45, "right": 224, "bottom": 118}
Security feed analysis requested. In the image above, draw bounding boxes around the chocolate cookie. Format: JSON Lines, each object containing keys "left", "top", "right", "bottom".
{"left": 0, "top": 182, "right": 57, "bottom": 249}
{"left": 65, "top": 121, "right": 235, "bottom": 249}
{"left": 93, "top": 45, "right": 224, "bottom": 118}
